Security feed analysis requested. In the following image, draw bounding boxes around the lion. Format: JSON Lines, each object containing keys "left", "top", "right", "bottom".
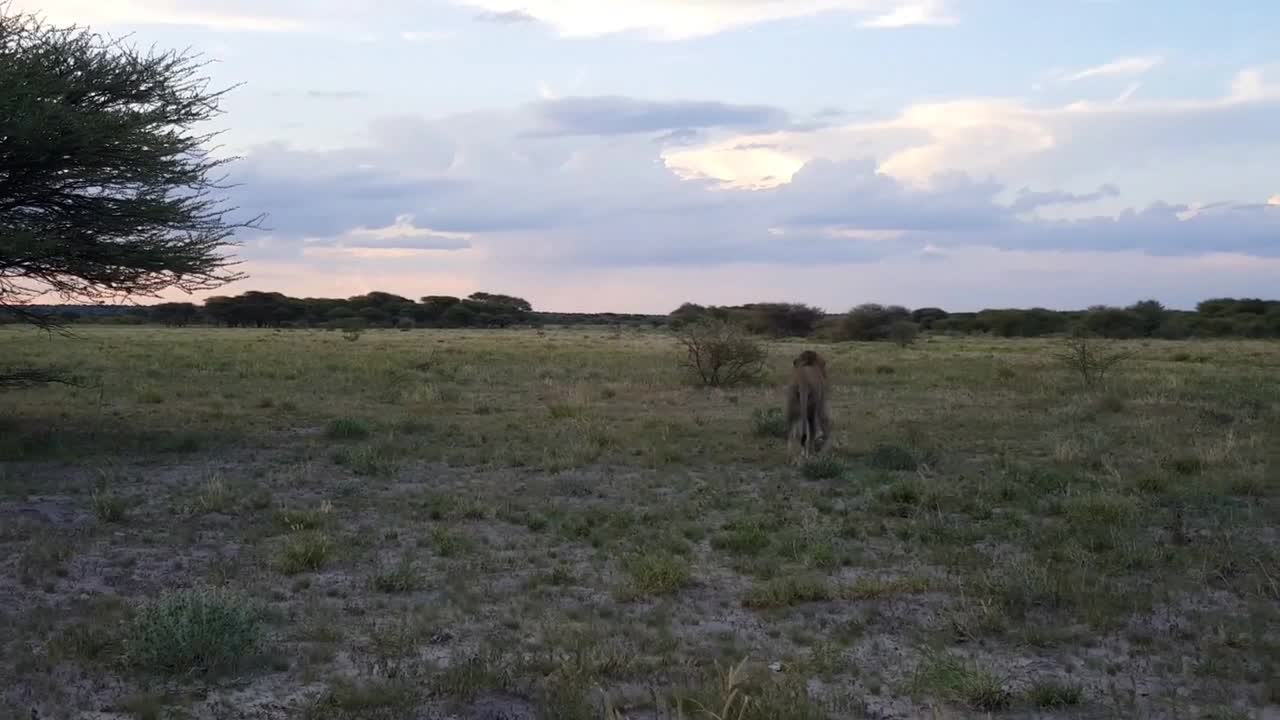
{"left": 785, "top": 349, "right": 832, "bottom": 463}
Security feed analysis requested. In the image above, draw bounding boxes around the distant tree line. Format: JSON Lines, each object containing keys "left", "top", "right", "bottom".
{"left": 0, "top": 291, "right": 537, "bottom": 330}
{"left": 668, "top": 298, "right": 1280, "bottom": 341}
{"left": 5, "top": 294, "right": 1279, "bottom": 340}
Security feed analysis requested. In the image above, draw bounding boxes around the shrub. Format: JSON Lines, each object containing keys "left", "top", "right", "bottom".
{"left": 395, "top": 317, "right": 415, "bottom": 332}
{"left": 326, "top": 417, "right": 371, "bottom": 440}
{"left": 839, "top": 303, "right": 910, "bottom": 341}
{"left": 800, "top": 455, "right": 844, "bottom": 480}
{"left": 621, "top": 552, "right": 692, "bottom": 598}
{"left": 1053, "top": 334, "right": 1134, "bottom": 387}
{"left": 123, "top": 588, "right": 261, "bottom": 675}
{"left": 675, "top": 318, "right": 766, "bottom": 388}
{"left": 889, "top": 320, "right": 920, "bottom": 347}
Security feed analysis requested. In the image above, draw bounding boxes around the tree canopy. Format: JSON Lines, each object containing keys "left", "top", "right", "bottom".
{"left": 0, "top": 8, "right": 257, "bottom": 331}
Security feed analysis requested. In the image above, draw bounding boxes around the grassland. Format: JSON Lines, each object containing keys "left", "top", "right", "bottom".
{"left": 1, "top": 325, "right": 1277, "bottom": 719}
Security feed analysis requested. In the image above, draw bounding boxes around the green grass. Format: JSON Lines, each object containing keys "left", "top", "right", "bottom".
{"left": 122, "top": 588, "right": 262, "bottom": 676}
{"left": 1026, "top": 679, "right": 1085, "bottom": 708}
{"left": 92, "top": 489, "right": 128, "bottom": 523}
{"left": 277, "top": 531, "right": 333, "bottom": 575}
{"left": 369, "top": 556, "right": 421, "bottom": 593}
{"left": 619, "top": 551, "right": 693, "bottom": 599}
{"left": 1, "top": 326, "right": 1277, "bottom": 718}
{"left": 910, "top": 653, "right": 1012, "bottom": 711}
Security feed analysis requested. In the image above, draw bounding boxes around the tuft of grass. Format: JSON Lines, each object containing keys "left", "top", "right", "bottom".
{"left": 844, "top": 575, "right": 933, "bottom": 600}
{"left": 184, "top": 474, "right": 234, "bottom": 515}
{"left": 277, "top": 531, "right": 333, "bottom": 575}
{"left": 369, "top": 557, "right": 421, "bottom": 594}
{"left": 92, "top": 489, "right": 128, "bottom": 523}
{"left": 743, "top": 574, "right": 832, "bottom": 609}
{"left": 304, "top": 678, "right": 418, "bottom": 719}
{"left": 867, "top": 443, "right": 918, "bottom": 471}
{"left": 800, "top": 455, "right": 845, "bottom": 480}
{"left": 711, "top": 517, "right": 772, "bottom": 557}
{"left": 751, "top": 407, "right": 789, "bottom": 439}
{"left": 123, "top": 588, "right": 261, "bottom": 676}
{"left": 910, "top": 652, "right": 1011, "bottom": 712}
{"left": 1025, "top": 679, "right": 1084, "bottom": 708}
{"left": 274, "top": 501, "right": 335, "bottom": 531}
{"left": 434, "top": 647, "right": 511, "bottom": 701}
{"left": 428, "top": 526, "right": 474, "bottom": 558}
{"left": 325, "top": 418, "right": 371, "bottom": 441}
{"left": 332, "top": 445, "right": 399, "bottom": 477}
{"left": 619, "top": 552, "right": 692, "bottom": 599}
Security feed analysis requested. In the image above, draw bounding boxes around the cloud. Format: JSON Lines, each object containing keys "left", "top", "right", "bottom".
{"left": 1063, "top": 55, "right": 1163, "bottom": 82}
{"left": 301, "top": 215, "right": 474, "bottom": 259}
{"left": 453, "top": 0, "right": 957, "bottom": 39}
{"left": 529, "top": 96, "right": 791, "bottom": 136}
{"left": 1009, "top": 184, "right": 1120, "bottom": 213}
{"left": 474, "top": 9, "right": 538, "bottom": 24}
{"left": 860, "top": 1, "right": 956, "bottom": 28}
{"left": 662, "top": 67, "right": 1280, "bottom": 191}
{"left": 208, "top": 70, "right": 1280, "bottom": 312}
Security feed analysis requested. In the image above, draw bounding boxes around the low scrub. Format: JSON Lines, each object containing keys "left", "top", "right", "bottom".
{"left": 123, "top": 588, "right": 261, "bottom": 675}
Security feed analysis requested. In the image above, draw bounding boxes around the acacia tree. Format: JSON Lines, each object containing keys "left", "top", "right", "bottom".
{"left": 0, "top": 8, "right": 257, "bottom": 349}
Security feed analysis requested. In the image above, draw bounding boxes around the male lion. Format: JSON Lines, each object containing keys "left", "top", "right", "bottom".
{"left": 786, "top": 349, "right": 831, "bottom": 463}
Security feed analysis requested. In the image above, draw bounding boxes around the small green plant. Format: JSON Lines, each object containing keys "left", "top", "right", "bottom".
{"left": 332, "top": 445, "right": 399, "bottom": 476}
{"left": 278, "top": 531, "right": 333, "bottom": 575}
{"left": 429, "top": 526, "right": 473, "bottom": 557}
{"left": 711, "top": 517, "right": 772, "bottom": 557}
{"left": 620, "top": 552, "right": 692, "bottom": 599}
{"left": 326, "top": 418, "right": 371, "bottom": 441}
{"left": 868, "top": 443, "right": 918, "bottom": 471}
{"left": 181, "top": 474, "right": 234, "bottom": 515}
{"left": 123, "top": 588, "right": 261, "bottom": 676}
{"left": 304, "top": 677, "right": 418, "bottom": 718}
{"left": 1026, "top": 679, "right": 1084, "bottom": 708}
{"left": 274, "top": 501, "right": 335, "bottom": 531}
{"left": 92, "top": 489, "right": 128, "bottom": 523}
{"left": 743, "top": 575, "right": 831, "bottom": 609}
{"left": 370, "top": 557, "right": 421, "bottom": 593}
{"left": 800, "top": 455, "right": 844, "bottom": 480}
{"left": 751, "top": 407, "right": 789, "bottom": 439}
{"left": 910, "top": 652, "right": 1011, "bottom": 711}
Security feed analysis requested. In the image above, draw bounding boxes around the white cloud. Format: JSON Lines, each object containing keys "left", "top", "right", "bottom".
{"left": 453, "top": 0, "right": 956, "bottom": 39}
{"left": 860, "top": 1, "right": 956, "bottom": 28}
{"left": 663, "top": 67, "right": 1280, "bottom": 192}
{"left": 1063, "top": 55, "right": 1163, "bottom": 82}
{"left": 301, "top": 215, "right": 477, "bottom": 260}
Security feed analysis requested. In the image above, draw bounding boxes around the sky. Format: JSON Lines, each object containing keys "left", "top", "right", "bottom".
{"left": 15, "top": 0, "right": 1280, "bottom": 312}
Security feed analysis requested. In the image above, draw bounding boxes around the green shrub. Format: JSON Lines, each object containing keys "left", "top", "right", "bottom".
{"left": 123, "top": 588, "right": 261, "bottom": 675}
